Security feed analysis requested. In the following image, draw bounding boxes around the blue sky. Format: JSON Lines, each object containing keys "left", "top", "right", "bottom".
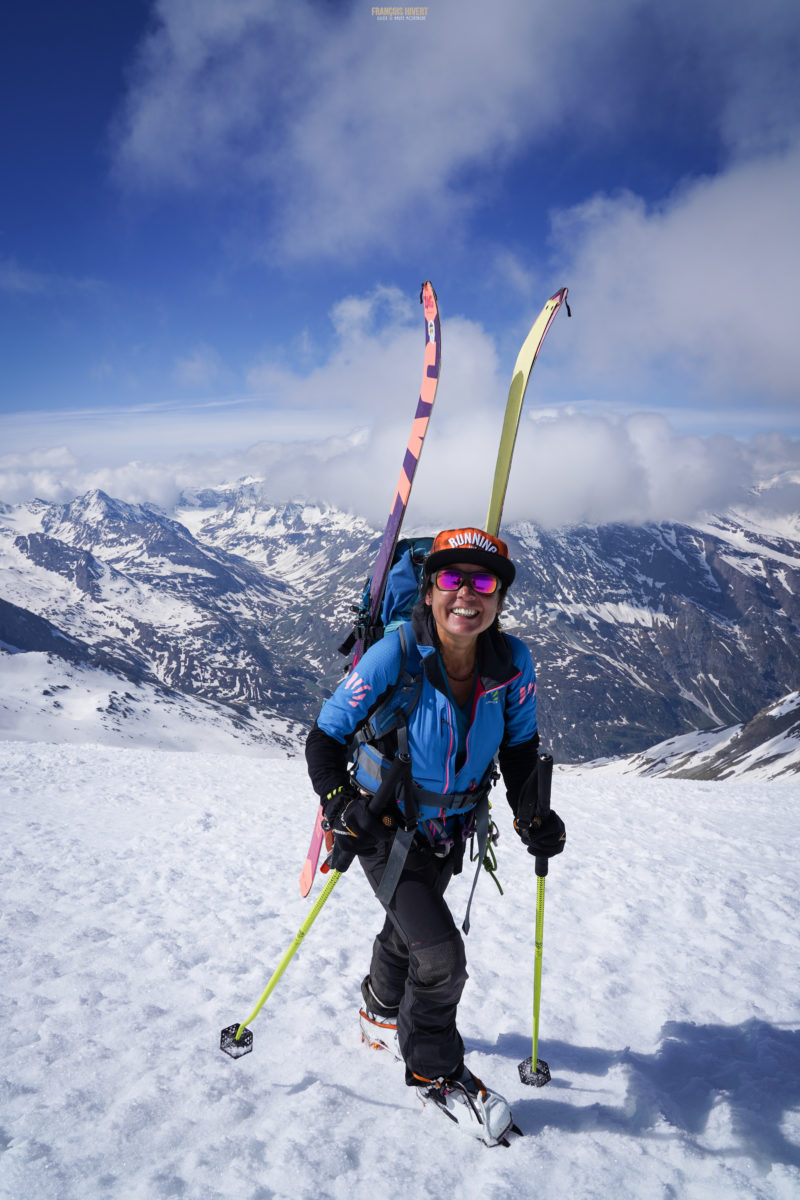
{"left": 1, "top": 0, "right": 799, "bottom": 526}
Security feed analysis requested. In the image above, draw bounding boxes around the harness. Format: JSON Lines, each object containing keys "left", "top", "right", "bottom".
{"left": 348, "top": 625, "right": 497, "bottom": 933}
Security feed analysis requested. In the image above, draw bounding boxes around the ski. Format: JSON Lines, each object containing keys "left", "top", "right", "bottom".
{"left": 485, "top": 287, "right": 570, "bottom": 537}
{"left": 351, "top": 280, "right": 443, "bottom": 662}
{"left": 299, "top": 281, "right": 442, "bottom": 897}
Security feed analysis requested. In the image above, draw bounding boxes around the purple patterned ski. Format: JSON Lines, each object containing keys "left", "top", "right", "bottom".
{"left": 300, "top": 282, "right": 442, "bottom": 896}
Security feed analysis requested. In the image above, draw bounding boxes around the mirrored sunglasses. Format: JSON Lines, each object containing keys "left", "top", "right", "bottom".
{"left": 434, "top": 568, "right": 499, "bottom": 595}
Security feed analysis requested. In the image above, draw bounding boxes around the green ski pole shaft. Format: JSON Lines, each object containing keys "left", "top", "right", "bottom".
{"left": 518, "top": 758, "right": 553, "bottom": 1086}
{"left": 234, "top": 869, "right": 342, "bottom": 1041}
{"left": 531, "top": 864, "right": 547, "bottom": 1069}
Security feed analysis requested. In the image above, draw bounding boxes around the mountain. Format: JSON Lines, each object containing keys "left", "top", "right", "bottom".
{"left": 586, "top": 690, "right": 800, "bottom": 781}
{"left": 2, "top": 485, "right": 799, "bottom": 770}
{"left": 0, "top": 490, "right": 306, "bottom": 752}
{"left": 501, "top": 511, "right": 800, "bottom": 762}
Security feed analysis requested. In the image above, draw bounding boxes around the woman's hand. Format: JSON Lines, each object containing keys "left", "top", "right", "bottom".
{"left": 323, "top": 786, "right": 396, "bottom": 869}
{"left": 515, "top": 809, "right": 566, "bottom": 858}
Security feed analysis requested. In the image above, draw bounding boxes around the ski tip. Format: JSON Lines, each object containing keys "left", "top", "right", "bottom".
{"left": 552, "top": 285, "right": 571, "bottom": 315}
{"left": 420, "top": 280, "right": 438, "bottom": 316}
{"left": 299, "top": 862, "right": 314, "bottom": 897}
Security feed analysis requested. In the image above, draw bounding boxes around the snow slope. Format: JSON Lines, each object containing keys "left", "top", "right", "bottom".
{"left": 1, "top": 744, "right": 798, "bottom": 1199}
{"left": 0, "top": 649, "right": 298, "bottom": 756}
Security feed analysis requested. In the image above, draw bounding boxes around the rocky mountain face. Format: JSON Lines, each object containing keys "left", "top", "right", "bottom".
{"left": 501, "top": 515, "right": 800, "bottom": 761}
{"left": 587, "top": 691, "right": 800, "bottom": 781}
{"left": 1, "top": 485, "right": 799, "bottom": 771}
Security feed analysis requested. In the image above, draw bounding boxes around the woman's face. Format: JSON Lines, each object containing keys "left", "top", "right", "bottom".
{"left": 425, "top": 562, "right": 503, "bottom": 641}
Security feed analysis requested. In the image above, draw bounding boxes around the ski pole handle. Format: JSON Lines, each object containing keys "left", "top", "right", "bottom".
{"left": 330, "top": 755, "right": 413, "bottom": 874}
{"left": 535, "top": 754, "right": 553, "bottom": 819}
{"left": 533, "top": 754, "right": 553, "bottom": 879}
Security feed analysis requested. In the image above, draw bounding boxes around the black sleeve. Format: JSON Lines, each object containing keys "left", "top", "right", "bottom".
{"left": 305, "top": 721, "right": 350, "bottom": 802}
{"left": 497, "top": 733, "right": 539, "bottom": 814}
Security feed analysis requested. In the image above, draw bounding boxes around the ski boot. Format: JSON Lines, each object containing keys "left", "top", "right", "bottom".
{"left": 414, "top": 1065, "right": 521, "bottom": 1147}
{"left": 359, "top": 976, "right": 401, "bottom": 1061}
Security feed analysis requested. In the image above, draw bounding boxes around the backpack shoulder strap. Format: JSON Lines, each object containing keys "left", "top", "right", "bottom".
{"left": 350, "top": 624, "right": 423, "bottom": 754}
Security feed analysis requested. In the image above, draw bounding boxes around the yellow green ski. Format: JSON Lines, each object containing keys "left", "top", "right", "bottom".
{"left": 485, "top": 287, "right": 570, "bottom": 537}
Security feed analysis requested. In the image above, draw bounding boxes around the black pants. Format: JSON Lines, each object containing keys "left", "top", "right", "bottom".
{"left": 359, "top": 839, "right": 468, "bottom": 1084}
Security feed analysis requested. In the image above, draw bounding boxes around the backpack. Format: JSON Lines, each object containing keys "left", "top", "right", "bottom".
{"left": 379, "top": 536, "right": 433, "bottom": 636}
{"left": 338, "top": 536, "right": 433, "bottom": 659}
{"left": 333, "top": 536, "right": 432, "bottom": 796}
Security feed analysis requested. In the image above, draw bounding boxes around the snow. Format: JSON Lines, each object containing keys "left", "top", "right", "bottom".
{"left": 770, "top": 693, "right": 800, "bottom": 719}
{"left": 554, "top": 601, "right": 668, "bottom": 630}
{"left": 698, "top": 512, "right": 800, "bottom": 568}
{"left": 1, "top": 743, "right": 798, "bottom": 1199}
{"left": 590, "top": 725, "right": 737, "bottom": 776}
{"left": 0, "top": 652, "right": 299, "bottom": 755}
{"left": 587, "top": 693, "right": 800, "bottom": 781}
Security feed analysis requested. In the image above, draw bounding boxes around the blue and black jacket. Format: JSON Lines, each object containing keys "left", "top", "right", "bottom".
{"left": 306, "top": 607, "right": 539, "bottom": 846}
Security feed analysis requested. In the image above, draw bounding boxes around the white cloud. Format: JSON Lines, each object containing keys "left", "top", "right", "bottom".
{"left": 0, "top": 258, "right": 50, "bottom": 295}
{"left": 2, "top": 409, "right": 796, "bottom": 530}
{"left": 244, "top": 283, "right": 469, "bottom": 419}
{"left": 111, "top": 0, "right": 800, "bottom": 261}
{"left": 0, "top": 258, "right": 102, "bottom": 297}
{"left": 548, "top": 140, "right": 800, "bottom": 407}
{"left": 2, "top": 293, "right": 798, "bottom": 527}
{"left": 172, "top": 346, "right": 223, "bottom": 389}
{"left": 111, "top": 0, "right": 625, "bottom": 256}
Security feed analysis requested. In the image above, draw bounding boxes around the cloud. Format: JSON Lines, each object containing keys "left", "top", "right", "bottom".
{"left": 0, "top": 258, "right": 102, "bottom": 297}
{"left": 110, "top": 0, "right": 800, "bottom": 261}
{"left": 2, "top": 411, "right": 797, "bottom": 530}
{"left": 2, "top": 278, "right": 798, "bottom": 525}
{"left": 2, "top": 300, "right": 799, "bottom": 528}
{"left": 172, "top": 346, "right": 223, "bottom": 389}
{"left": 548, "top": 140, "right": 800, "bottom": 407}
{"left": 244, "top": 284, "right": 490, "bottom": 420}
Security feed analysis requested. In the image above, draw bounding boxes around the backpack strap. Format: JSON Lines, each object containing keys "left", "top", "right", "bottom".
{"left": 350, "top": 625, "right": 423, "bottom": 754}
{"left": 374, "top": 776, "right": 419, "bottom": 908}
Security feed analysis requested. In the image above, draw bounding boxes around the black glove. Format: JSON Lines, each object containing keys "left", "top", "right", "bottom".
{"left": 516, "top": 808, "right": 566, "bottom": 859}
{"left": 323, "top": 785, "right": 396, "bottom": 871}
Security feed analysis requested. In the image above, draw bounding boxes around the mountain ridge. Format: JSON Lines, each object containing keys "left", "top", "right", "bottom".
{"left": 1, "top": 484, "right": 799, "bottom": 774}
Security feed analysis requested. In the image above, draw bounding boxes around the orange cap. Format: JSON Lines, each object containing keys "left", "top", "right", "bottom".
{"left": 425, "top": 527, "right": 515, "bottom": 586}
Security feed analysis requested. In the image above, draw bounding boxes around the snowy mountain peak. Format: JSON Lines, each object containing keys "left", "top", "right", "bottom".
{"left": 39, "top": 488, "right": 194, "bottom": 551}
{"left": 2, "top": 486, "right": 799, "bottom": 772}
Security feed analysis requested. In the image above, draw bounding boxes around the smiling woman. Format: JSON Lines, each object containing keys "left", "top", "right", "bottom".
{"left": 304, "top": 525, "right": 566, "bottom": 1144}
{"left": 422, "top": 528, "right": 515, "bottom": 704}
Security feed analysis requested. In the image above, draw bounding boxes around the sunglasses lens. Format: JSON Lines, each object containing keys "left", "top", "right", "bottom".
{"left": 471, "top": 573, "right": 498, "bottom": 594}
{"left": 435, "top": 569, "right": 498, "bottom": 594}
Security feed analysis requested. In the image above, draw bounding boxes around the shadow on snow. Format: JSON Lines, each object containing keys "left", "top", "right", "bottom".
{"left": 468, "top": 1018, "right": 800, "bottom": 1168}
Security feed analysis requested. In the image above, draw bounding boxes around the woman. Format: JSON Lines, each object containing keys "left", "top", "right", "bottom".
{"left": 305, "top": 527, "right": 565, "bottom": 1145}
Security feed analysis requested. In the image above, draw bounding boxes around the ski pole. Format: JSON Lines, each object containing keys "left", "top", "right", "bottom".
{"left": 221, "top": 770, "right": 403, "bottom": 1058}
{"left": 220, "top": 869, "right": 342, "bottom": 1058}
{"left": 519, "top": 754, "right": 553, "bottom": 1087}
{"left": 523, "top": 861, "right": 551, "bottom": 1084}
